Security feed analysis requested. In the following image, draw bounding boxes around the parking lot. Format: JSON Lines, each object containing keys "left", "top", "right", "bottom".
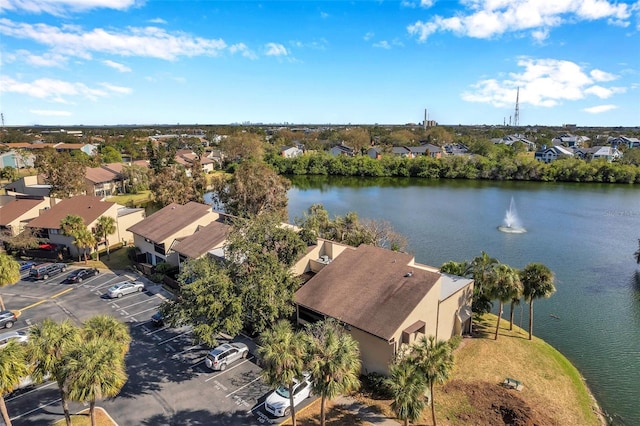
{"left": 2, "top": 265, "right": 315, "bottom": 425}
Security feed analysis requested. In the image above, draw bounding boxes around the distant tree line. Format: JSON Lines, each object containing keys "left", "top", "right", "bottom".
{"left": 266, "top": 151, "right": 640, "bottom": 184}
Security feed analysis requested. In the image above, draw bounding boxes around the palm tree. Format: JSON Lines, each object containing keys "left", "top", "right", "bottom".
{"left": 27, "top": 318, "right": 81, "bottom": 426}
{"left": 64, "top": 338, "right": 127, "bottom": 426}
{"left": 470, "top": 251, "right": 499, "bottom": 314}
{"left": 305, "top": 319, "right": 361, "bottom": 426}
{"left": 412, "top": 336, "right": 454, "bottom": 426}
{"left": 60, "top": 214, "right": 86, "bottom": 261}
{"left": 83, "top": 315, "right": 132, "bottom": 357}
{"left": 386, "top": 359, "right": 427, "bottom": 426}
{"left": 521, "top": 263, "right": 556, "bottom": 340}
{"left": 0, "top": 341, "right": 31, "bottom": 426}
{"left": 74, "top": 228, "right": 96, "bottom": 264}
{"left": 96, "top": 216, "right": 116, "bottom": 260}
{"left": 508, "top": 295, "right": 522, "bottom": 331}
{"left": 488, "top": 264, "right": 523, "bottom": 340}
{"left": 258, "top": 320, "right": 307, "bottom": 426}
{"left": 0, "top": 253, "right": 20, "bottom": 311}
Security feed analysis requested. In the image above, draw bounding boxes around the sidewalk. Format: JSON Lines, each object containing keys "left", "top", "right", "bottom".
{"left": 333, "top": 396, "right": 399, "bottom": 426}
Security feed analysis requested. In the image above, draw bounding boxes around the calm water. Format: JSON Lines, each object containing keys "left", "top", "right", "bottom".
{"left": 285, "top": 176, "right": 640, "bottom": 425}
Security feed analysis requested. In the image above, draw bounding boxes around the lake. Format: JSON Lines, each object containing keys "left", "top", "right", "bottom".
{"left": 284, "top": 175, "right": 640, "bottom": 425}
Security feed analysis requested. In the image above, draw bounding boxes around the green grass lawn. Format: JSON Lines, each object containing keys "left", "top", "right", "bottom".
{"left": 105, "top": 190, "right": 153, "bottom": 208}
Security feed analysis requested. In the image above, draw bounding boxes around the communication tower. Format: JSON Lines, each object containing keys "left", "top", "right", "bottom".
{"left": 513, "top": 87, "right": 520, "bottom": 127}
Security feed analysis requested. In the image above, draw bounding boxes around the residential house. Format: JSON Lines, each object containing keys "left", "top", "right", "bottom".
{"left": 492, "top": 134, "right": 536, "bottom": 151}
{"left": 391, "top": 146, "right": 413, "bottom": 158}
{"left": 280, "top": 145, "right": 304, "bottom": 158}
{"left": 443, "top": 143, "right": 470, "bottom": 156}
{"left": 367, "top": 147, "right": 383, "bottom": 160}
{"left": 0, "top": 195, "right": 51, "bottom": 236}
{"left": 608, "top": 136, "right": 640, "bottom": 149}
{"left": 175, "top": 150, "right": 216, "bottom": 174}
{"left": 330, "top": 142, "right": 356, "bottom": 156}
{"left": 127, "top": 202, "right": 220, "bottom": 266}
{"left": 170, "top": 216, "right": 232, "bottom": 267}
{"left": 5, "top": 175, "right": 52, "bottom": 198}
{"left": 534, "top": 145, "right": 574, "bottom": 163}
{"left": 552, "top": 133, "right": 589, "bottom": 148}
{"left": 410, "top": 144, "right": 442, "bottom": 159}
{"left": 85, "top": 166, "right": 122, "bottom": 197}
{"left": 0, "top": 142, "right": 57, "bottom": 152}
{"left": 25, "top": 195, "right": 144, "bottom": 257}
{"left": 294, "top": 244, "right": 474, "bottom": 375}
{"left": 54, "top": 143, "right": 99, "bottom": 156}
{"left": 575, "top": 146, "right": 623, "bottom": 162}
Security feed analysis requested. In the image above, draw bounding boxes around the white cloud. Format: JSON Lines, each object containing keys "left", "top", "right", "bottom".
{"left": 401, "top": 0, "right": 435, "bottom": 8}
{"left": 0, "top": 19, "right": 228, "bottom": 61}
{"left": 373, "top": 41, "right": 391, "bottom": 49}
{"left": 265, "top": 42, "right": 288, "bottom": 56}
{"left": 229, "top": 43, "right": 257, "bottom": 59}
{"left": 583, "top": 104, "right": 618, "bottom": 113}
{"left": 8, "top": 49, "right": 68, "bottom": 67}
{"left": 98, "top": 82, "right": 132, "bottom": 94}
{"left": 408, "top": 0, "right": 631, "bottom": 41}
{"left": 462, "top": 58, "right": 626, "bottom": 108}
{"left": 29, "top": 109, "right": 72, "bottom": 116}
{"left": 320, "top": 11, "right": 329, "bottom": 19}
{"left": 0, "top": 0, "right": 140, "bottom": 15}
{"left": 148, "top": 18, "right": 167, "bottom": 24}
{"left": 103, "top": 59, "right": 131, "bottom": 72}
{"left": 0, "top": 75, "right": 130, "bottom": 102}
{"left": 363, "top": 31, "right": 374, "bottom": 41}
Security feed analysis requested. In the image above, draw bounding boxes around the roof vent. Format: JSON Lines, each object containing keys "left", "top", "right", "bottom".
{"left": 404, "top": 271, "right": 413, "bottom": 277}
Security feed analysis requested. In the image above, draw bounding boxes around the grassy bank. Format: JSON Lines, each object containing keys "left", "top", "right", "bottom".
{"left": 292, "top": 313, "right": 603, "bottom": 425}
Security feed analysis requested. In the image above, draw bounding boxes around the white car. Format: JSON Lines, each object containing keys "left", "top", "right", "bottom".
{"left": 204, "top": 342, "right": 249, "bottom": 371}
{"left": 106, "top": 280, "right": 145, "bottom": 298}
{"left": 264, "top": 374, "right": 313, "bottom": 417}
{"left": 0, "top": 331, "right": 28, "bottom": 348}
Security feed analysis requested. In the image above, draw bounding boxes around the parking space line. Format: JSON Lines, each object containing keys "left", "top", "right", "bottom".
{"left": 6, "top": 382, "right": 56, "bottom": 403}
{"left": 126, "top": 306, "right": 157, "bottom": 318}
{"left": 92, "top": 275, "right": 125, "bottom": 290}
{"left": 205, "top": 358, "right": 254, "bottom": 382}
{"left": 171, "top": 345, "right": 202, "bottom": 358}
{"left": 145, "top": 325, "right": 170, "bottom": 335}
{"left": 118, "top": 298, "right": 157, "bottom": 310}
{"left": 10, "top": 398, "right": 62, "bottom": 420}
{"left": 158, "top": 331, "right": 190, "bottom": 345}
{"left": 225, "top": 376, "right": 261, "bottom": 398}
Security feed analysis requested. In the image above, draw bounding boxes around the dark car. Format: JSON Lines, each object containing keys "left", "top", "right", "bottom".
{"left": 0, "top": 311, "right": 18, "bottom": 329}
{"left": 65, "top": 268, "right": 99, "bottom": 283}
{"left": 29, "top": 263, "right": 67, "bottom": 280}
{"left": 151, "top": 311, "right": 164, "bottom": 326}
{"left": 19, "top": 261, "right": 36, "bottom": 272}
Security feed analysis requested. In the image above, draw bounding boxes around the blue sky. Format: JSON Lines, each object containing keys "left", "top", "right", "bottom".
{"left": 1, "top": 0, "right": 639, "bottom": 127}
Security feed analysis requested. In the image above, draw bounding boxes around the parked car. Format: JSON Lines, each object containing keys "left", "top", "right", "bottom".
{"left": 19, "top": 261, "right": 36, "bottom": 272}
{"left": 65, "top": 268, "right": 99, "bottom": 283}
{"left": 0, "top": 310, "right": 18, "bottom": 329}
{"left": 151, "top": 311, "right": 164, "bottom": 326}
{"left": 29, "top": 263, "right": 67, "bottom": 280}
{"left": 204, "top": 342, "right": 249, "bottom": 371}
{"left": 38, "top": 242, "right": 58, "bottom": 251}
{"left": 264, "top": 373, "right": 313, "bottom": 417}
{"left": 106, "top": 281, "right": 145, "bottom": 298}
{"left": 0, "top": 331, "right": 28, "bottom": 348}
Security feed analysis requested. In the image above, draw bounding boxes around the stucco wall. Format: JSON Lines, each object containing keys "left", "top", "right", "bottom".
{"left": 437, "top": 284, "right": 474, "bottom": 339}
{"left": 348, "top": 327, "right": 395, "bottom": 375}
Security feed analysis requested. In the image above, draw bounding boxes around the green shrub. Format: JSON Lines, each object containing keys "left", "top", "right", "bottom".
{"left": 149, "top": 273, "right": 164, "bottom": 283}
{"left": 361, "top": 372, "right": 393, "bottom": 399}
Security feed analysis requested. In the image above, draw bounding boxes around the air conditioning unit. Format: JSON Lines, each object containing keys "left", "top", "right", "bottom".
{"left": 320, "top": 255, "right": 329, "bottom": 263}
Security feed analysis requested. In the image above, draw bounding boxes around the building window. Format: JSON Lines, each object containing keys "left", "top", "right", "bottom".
{"left": 154, "top": 242, "right": 166, "bottom": 255}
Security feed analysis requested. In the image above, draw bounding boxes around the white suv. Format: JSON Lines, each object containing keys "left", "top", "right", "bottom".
{"left": 204, "top": 342, "right": 249, "bottom": 371}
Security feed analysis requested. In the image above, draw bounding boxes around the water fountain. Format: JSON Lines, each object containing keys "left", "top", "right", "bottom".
{"left": 498, "top": 197, "right": 526, "bottom": 233}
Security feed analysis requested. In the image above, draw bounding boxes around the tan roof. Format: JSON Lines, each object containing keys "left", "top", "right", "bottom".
{"left": 102, "top": 163, "right": 125, "bottom": 174}
{"left": 85, "top": 166, "right": 120, "bottom": 184}
{"left": 0, "top": 198, "right": 46, "bottom": 226}
{"left": 54, "top": 143, "right": 87, "bottom": 149}
{"left": 127, "top": 201, "right": 212, "bottom": 242}
{"left": 26, "top": 196, "right": 115, "bottom": 229}
{"left": 172, "top": 219, "right": 231, "bottom": 258}
{"left": 295, "top": 245, "right": 441, "bottom": 341}
{"left": 132, "top": 160, "right": 150, "bottom": 168}
{"left": 0, "top": 143, "right": 56, "bottom": 149}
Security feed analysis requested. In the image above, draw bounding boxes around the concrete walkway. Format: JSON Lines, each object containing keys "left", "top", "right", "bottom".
{"left": 333, "top": 396, "right": 399, "bottom": 425}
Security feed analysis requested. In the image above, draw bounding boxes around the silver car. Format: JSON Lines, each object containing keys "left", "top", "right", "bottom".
{"left": 106, "top": 280, "right": 145, "bottom": 298}
{"left": 205, "top": 342, "right": 249, "bottom": 371}
{"left": 0, "top": 331, "right": 29, "bottom": 348}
